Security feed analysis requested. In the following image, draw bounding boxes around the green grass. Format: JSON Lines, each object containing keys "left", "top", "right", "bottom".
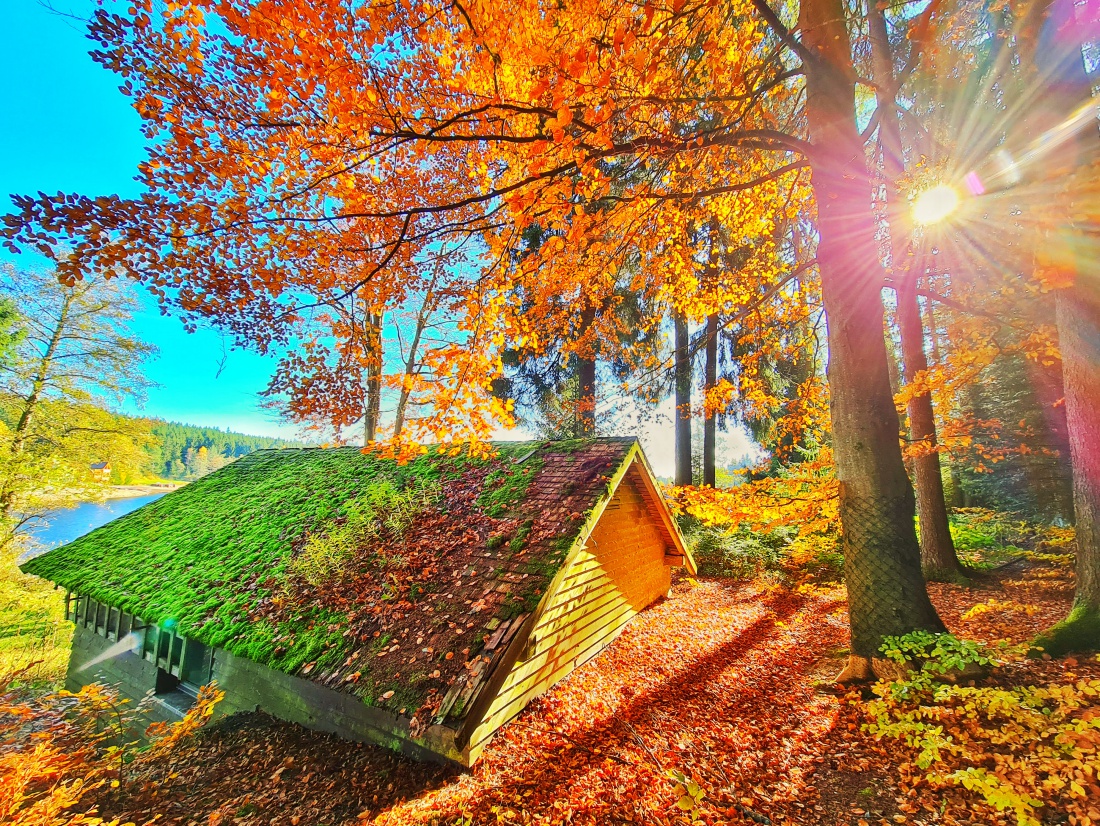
{"left": 1, "top": 544, "right": 72, "bottom": 689}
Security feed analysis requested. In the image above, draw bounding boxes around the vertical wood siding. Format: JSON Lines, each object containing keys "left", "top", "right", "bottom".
{"left": 466, "top": 472, "right": 671, "bottom": 755}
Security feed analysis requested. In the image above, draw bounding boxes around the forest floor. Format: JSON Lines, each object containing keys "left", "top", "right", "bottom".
{"left": 86, "top": 552, "right": 1095, "bottom": 826}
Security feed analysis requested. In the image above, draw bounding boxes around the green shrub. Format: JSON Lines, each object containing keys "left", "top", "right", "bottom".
{"left": 880, "top": 631, "right": 995, "bottom": 690}
{"left": 948, "top": 508, "right": 1074, "bottom": 569}
{"left": 865, "top": 634, "right": 1096, "bottom": 826}
{"left": 678, "top": 517, "right": 796, "bottom": 579}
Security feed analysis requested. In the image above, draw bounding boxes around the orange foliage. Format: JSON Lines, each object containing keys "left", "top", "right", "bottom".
{"left": 0, "top": 680, "right": 223, "bottom": 826}
{"left": 1, "top": 0, "right": 812, "bottom": 445}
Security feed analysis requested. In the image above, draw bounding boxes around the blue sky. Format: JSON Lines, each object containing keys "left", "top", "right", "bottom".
{"left": 0, "top": 0, "right": 298, "bottom": 439}
{"left": 0, "top": 1, "right": 759, "bottom": 472}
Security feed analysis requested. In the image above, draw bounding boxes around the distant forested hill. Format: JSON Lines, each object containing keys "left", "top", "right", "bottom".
{"left": 144, "top": 420, "right": 311, "bottom": 480}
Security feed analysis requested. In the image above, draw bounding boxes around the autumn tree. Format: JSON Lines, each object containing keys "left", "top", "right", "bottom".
{"left": 0, "top": 265, "right": 155, "bottom": 547}
{"left": 1027, "top": 0, "right": 1100, "bottom": 652}
{"left": 261, "top": 252, "right": 461, "bottom": 445}
{"left": 2, "top": 0, "right": 948, "bottom": 674}
{"left": 0, "top": 300, "right": 19, "bottom": 368}
{"left": 861, "top": 0, "right": 963, "bottom": 581}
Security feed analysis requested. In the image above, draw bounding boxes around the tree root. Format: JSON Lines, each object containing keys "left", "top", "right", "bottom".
{"left": 834, "top": 655, "right": 915, "bottom": 684}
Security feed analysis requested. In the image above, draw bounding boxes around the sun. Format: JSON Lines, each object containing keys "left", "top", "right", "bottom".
{"left": 912, "top": 184, "right": 961, "bottom": 226}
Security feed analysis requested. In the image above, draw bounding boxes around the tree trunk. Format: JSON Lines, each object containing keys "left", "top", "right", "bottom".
{"left": 1034, "top": 0, "right": 1100, "bottom": 651}
{"left": 800, "top": 0, "right": 945, "bottom": 677}
{"left": 924, "top": 298, "right": 941, "bottom": 363}
{"left": 1026, "top": 356, "right": 1075, "bottom": 523}
{"left": 576, "top": 355, "right": 596, "bottom": 437}
{"left": 674, "top": 311, "right": 692, "bottom": 486}
{"left": 363, "top": 311, "right": 382, "bottom": 444}
{"left": 884, "top": 321, "right": 901, "bottom": 400}
{"left": 576, "top": 306, "right": 597, "bottom": 437}
{"left": 393, "top": 287, "right": 435, "bottom": 440}
{"left": 867, "top": 0, "right": 963, "bottom": 581}
{"left": 897, "top": 280, "right": 963, "bottom": 580}
{"left": 1041, "top": 285, "right": 1100, "bottom": 650}
{"left": 925, "top": 295, "right": 969, "bottom": 507}
{"left": 0, "top": 291, "right": 72, "bottom": 521}
{"left": 703, "top": 313, "right": 718, "bottom": 487}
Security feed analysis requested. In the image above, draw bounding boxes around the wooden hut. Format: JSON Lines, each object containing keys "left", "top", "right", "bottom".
{"left": 24, "top": 438, "right": 693, "bottom": 766}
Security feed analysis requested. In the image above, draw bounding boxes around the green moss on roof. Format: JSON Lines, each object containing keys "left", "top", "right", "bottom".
{"left": 23, "top": 438, "right": 641, "bottom": 720}
{"left": 25, "top": 449, "right": 442, "bottom": 653}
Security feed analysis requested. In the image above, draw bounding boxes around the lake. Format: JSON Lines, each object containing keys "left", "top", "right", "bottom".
{"left": 25, "top": 494, "right": 166, "bottom": 551}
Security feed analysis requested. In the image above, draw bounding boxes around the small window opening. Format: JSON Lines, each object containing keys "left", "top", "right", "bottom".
{"left": 147, "top": 626, "right": 213, "bottom": 711}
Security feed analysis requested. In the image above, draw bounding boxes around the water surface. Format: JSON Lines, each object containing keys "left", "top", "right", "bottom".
{"left": 27, "top": 494, "right": 165, "bottom": 551}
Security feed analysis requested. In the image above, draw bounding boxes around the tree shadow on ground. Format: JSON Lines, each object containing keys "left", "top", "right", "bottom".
{"left": 374, "top": 579, "right": 851, "bottom": 824}
{"left": 99, "top": 579, "right": 852, "bottom": 825}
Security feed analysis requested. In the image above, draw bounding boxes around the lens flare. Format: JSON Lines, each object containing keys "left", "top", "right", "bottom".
{"left": 78, "top": 632, "right": 142, "bottom": 672}
{"left": 912, "top": 184, "right": 961, "bottom": 225}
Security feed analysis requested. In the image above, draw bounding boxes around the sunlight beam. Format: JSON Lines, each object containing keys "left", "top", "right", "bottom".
{"left": 912, "top": 184, "right": 961, "bottom": 226}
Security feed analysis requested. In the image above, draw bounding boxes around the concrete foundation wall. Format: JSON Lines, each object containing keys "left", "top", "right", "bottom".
{"left": 211, "top": 648, "right": 461, "bottom": 764}
{"left": 66, "top": 625, "right": 185, "bottom": 736}
{"left": 66, "top": 624, "right": 461, "bottom": 763}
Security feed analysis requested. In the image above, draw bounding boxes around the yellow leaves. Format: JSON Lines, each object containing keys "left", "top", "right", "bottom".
{"left": 961, "top": 599, "right": 1041, "bottom": 622}
{"left": 667, "top": 448, "right": 839, "bottom": 538}
{"left": 870, "top": 669, "right": 1100, "bottom": 826}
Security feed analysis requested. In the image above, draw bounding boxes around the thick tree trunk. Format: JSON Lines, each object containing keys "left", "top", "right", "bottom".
{"left": 800, "top": 0, "right": 945, "bottom": 677}
{"left": 868, "top": 0, "right": 962, "bottom": 581}
{"left": 703, "top": 313, "right": 718, "bottom": 487}
{"left": 1042, "top": 286, "right": 1100, "bottom": 649}
{"left": 674, "top": 311, "right": 692, "bottom": 486}
{"left": 1033, "top": 0, "right": 1100, "bottom": 652}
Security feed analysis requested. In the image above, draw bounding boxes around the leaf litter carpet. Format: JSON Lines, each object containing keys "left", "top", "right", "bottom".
{"left": 101, "top": 563, "right": 1081, "bottom": 826}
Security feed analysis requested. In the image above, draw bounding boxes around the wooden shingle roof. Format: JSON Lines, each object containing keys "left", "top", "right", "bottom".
{"left": 24, "top": 438, "right": 685, "bottom": 736}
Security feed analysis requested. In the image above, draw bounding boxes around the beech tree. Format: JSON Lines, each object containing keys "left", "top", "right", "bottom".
{"left": 1029, "top": 0, "right": 1100, "bottom": 651}
{"left": 3, "top": 0, "right": 948, "bottom": 673}
{"left": 864, "top": 0, "right": 962, "bottom": 582}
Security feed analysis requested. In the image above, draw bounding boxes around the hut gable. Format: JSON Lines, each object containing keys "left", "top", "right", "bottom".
{"left": 24, "top": 438, "right": 691, "bottom": 765}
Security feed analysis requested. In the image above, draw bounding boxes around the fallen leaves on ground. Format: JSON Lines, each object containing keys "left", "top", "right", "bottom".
{"left": 93, "top": 560, "right": 1083, "bottom": 826}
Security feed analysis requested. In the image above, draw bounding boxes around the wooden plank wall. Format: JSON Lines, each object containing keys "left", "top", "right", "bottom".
{"left": 466, "top": 470, "right": 671, "bottom": 755}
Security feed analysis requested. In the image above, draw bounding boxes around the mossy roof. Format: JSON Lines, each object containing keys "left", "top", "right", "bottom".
{"left": 24, "top": 438, "right": 665, "bottom": 726}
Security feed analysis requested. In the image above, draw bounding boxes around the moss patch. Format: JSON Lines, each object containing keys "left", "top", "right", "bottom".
{"left": 476, "top": 443, "right": 546, "bottom": 518}
{"left": 1033, "top": 603, "right": 1100, "bottom": 656}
